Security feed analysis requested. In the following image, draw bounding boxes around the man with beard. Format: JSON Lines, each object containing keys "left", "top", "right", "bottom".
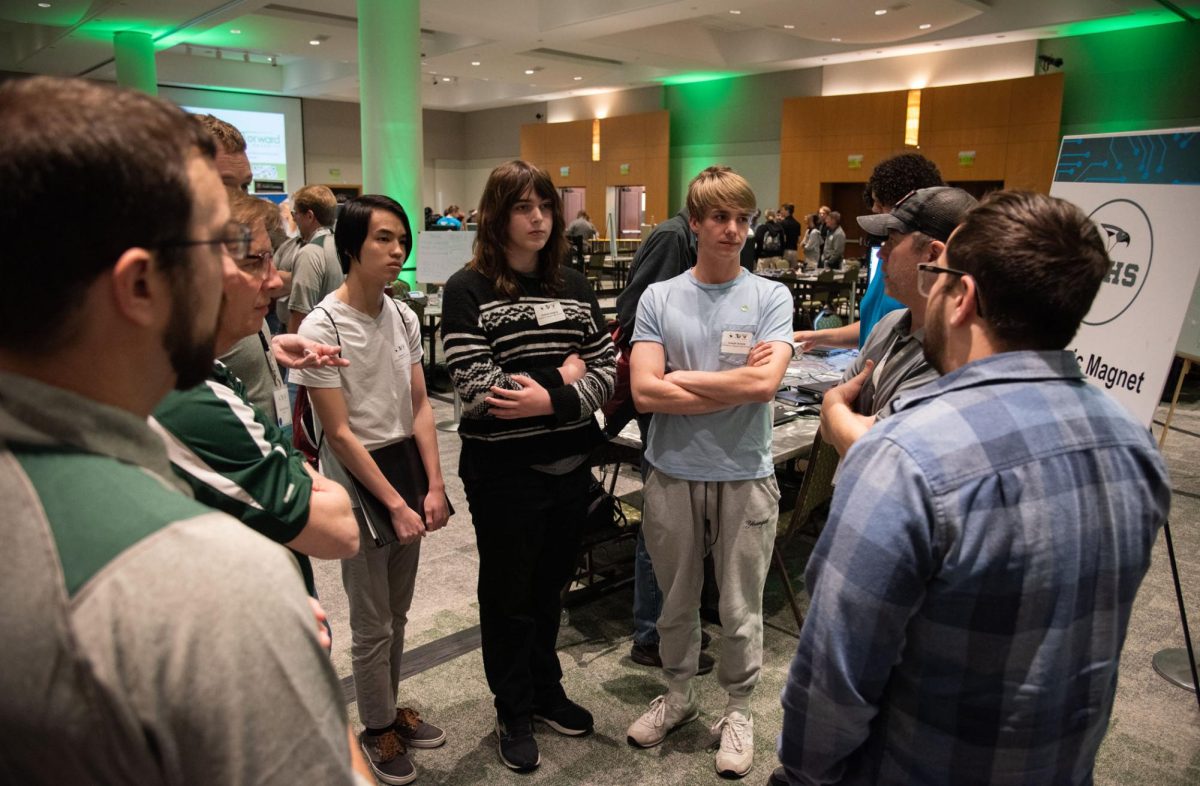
{"left": 0, "top": 77, "right": 368, "bottom": 784}
{"left": 152, "top": 192, "right": 359, "bottom": 601}
{"left": 776, "top": 191, "right": 1169, "bottom": 785}
{"left": 817, "top": 187, "right": 977, "bottom": 457}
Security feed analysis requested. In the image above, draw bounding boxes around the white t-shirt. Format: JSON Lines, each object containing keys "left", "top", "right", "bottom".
{"left": 290, "top": 293, "right": 423, "bottom": 490}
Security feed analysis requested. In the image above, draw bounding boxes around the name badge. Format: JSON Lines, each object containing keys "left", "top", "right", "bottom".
{"left": 272, "top": 386, "right": 291, "bottom": 429}
{"left": 534, "top": 301, "right": 567, "bottom": 325}
{"left": 720, "top": 330, "right": 753, "bottom": 355}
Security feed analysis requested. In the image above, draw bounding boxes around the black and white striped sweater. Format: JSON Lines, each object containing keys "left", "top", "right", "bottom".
{"left": 440, "top": 266, "right": 616, "bottom": 477}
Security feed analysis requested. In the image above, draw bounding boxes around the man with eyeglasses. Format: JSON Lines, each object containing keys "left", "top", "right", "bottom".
{"left": 287, "top": 184, "right": 345, "bottom": 334}
{"left": 817, "top": 187, "right": 977, "bottom": 456}
{"left": 152, "top": 191, "right": 359, "bottom": 602}
{"left": 776, "top": 191, "right": 1169, "bottom": 786}
{"left": 0, "top": 77, "right": 372, "bottom": 784}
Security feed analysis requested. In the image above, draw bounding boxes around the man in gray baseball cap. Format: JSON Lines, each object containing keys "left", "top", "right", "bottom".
{"left": 818, "top": 186, "right": 978, "bottom": 455}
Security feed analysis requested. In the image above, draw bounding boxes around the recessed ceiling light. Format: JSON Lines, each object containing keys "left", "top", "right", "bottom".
{"left": 573, "top": 76, "right": 583, "bottom": 81}
{"left": 831, "top": 37, "right": 841, "bottom": 42}
{"left": 729, "top": 9, "right": 741, "bottom": 14}
{"left": 919, "top": 23, "right": 932, "bottom": 30}
{"left": 783, "top": 24, "right": 795, "bottom": 29}
{"left": 470, "top": 61, "right": 481, "bottom": 66}
{"left": 37, "top": 2, "right": 51, "bottom": 7}
{"left": 442, "top": 77, "right": 452, "bottom": 82}
{"left": 875, "top": 9, "right": 887, "bottom": 15}
{"left": 308, "top": 39, "right": 321, "bottom": 46}
{"left": 230, "top": 29, "right": 241, "bottom": 35}
{"left": 524, "top": 69, "right": 535, "bottom": 75}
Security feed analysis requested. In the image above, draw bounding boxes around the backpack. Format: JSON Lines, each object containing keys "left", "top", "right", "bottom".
{"left": 762, "top": 226, "right": 783, "bottom": 254}
{"left": 291, "top": 306, "right": 338, "bottom": 468}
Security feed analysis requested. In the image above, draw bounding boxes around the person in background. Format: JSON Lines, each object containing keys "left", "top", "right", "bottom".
{"left": 819, "top": 211, "right": 845, "bottom": 269}
{"left": 294, "top": 194, "right": 450, "bottom": 786}
{"left": 775, "top": 191, "right": 1170, "bottom": 786}
{"left": 436, "top": 204, "right": 463, "bottom": 229}
{"left": 780, "top": 203, "right": 802, "bottom": 268}
{"left": 287, "top": 184, "right": 344, "bottom": 333}
{"left": 753, "top": 210, "right": 784, "bottom": 261}
{"left": 625, "top": 166, "right": 793, "bottom": 779}
{"left": 801, "top": 214, "right": 822, "bottom": 270}
{"left": 566, "top": 209, "right": 598, "bottom": 241}
{"left": 0, "top": 75, "right": 369, "bottom": 785}
{"left": 194, "top": 112, "right": 252, "bottom": 193}
{"left": 441, "top": 160, "right": 616, "bottom": 773}
{"left": 794, "top": 153, "right": 944, "bottom": 349}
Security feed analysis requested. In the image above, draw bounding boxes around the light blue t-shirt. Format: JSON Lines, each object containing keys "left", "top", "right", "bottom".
{"left": 633, "top": 269, "right": 794, "bottom": 481}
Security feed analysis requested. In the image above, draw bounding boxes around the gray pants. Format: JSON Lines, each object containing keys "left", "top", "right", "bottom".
{"left": 342, "top": 523, "right": 421, "bottom": 729}
{"left": 642, "top": 468, "right": 779, "bottom": 713}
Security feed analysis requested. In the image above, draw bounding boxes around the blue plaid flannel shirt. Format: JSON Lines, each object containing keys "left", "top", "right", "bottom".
{"left": 779, "top": 350, "right": 1169, "bottom": 785}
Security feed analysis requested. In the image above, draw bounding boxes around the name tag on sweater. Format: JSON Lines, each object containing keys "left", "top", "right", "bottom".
{"left": 534, "top": 301, "right": 566, "bottom": 325}
{"left": 720, "top": 330, "right": 753, "bottom": 355}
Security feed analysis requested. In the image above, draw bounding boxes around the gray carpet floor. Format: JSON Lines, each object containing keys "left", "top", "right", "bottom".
{"left": 312, "top": 369, "right": 1200, "bottom": 785}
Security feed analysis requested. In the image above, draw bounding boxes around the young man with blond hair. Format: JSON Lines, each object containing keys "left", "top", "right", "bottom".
{"left": 626, "top": 166, "right": 794, "bottom": 778}
{"left": 287, "top": 184, "right": 343, "bottom": 333}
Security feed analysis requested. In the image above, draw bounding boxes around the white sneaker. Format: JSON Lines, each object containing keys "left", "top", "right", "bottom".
{"left": 713, "top": 711, "right": 754, "bottom": 778}
{"left": 626, "top": 694, "right": 699, "bottom": 748}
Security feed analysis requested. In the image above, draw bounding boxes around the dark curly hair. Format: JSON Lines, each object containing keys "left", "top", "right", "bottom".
{"left": 864, "top": 153, "right": 945, "bottom": 210}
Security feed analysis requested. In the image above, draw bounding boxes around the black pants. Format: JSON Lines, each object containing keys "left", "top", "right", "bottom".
{"left": 465, "top": 464, "right": 588, "bottom": 721}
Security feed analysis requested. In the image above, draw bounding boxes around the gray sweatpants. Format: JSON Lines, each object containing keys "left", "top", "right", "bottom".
{"left": 642, "top": 467, "right": 779, "bottom": 713}
{"left": 342, "top": 524, "right": 421, "bottom": 729}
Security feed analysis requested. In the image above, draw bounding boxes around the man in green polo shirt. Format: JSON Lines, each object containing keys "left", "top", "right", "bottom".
{"left": 0, "top": 76, "right": 370, "bottom": 785}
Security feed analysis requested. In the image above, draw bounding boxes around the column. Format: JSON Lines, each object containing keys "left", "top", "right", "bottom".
{"left": 357, "top": 0, "right": 423, "bottom": 288}
{"left": 113, "top": 31, "right": 158, "bottom": 96}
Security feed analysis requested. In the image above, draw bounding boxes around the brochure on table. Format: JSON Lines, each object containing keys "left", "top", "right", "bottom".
{"left": 1049, "top": 127, "right": 1200, "bottom": 427}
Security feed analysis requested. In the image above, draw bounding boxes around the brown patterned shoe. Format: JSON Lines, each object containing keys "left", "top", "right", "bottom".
{"left": 395, "top": 706, "right": 446, "bottom": 749}
{"left": 360, "top": 729, "right": 416, "bottom": 785}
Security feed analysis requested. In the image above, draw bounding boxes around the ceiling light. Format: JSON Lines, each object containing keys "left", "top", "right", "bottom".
{"left": 831, "top": 37, "right": 841, "bottom": 42}
{"left": 524, "top": 69, "right": 535, "bottom": 75}
{"left": 37, "top": 2, "right": 51, "bottom": 7}
{"left": 230, "top": 29, "right": 241, "bottom": 35}
{"left": 573, "top": 76, "right": 583, "bottom": 81}
{"left": 442, "top": 77, "right": 451, "bottom": 82}
{"left": 919, "top": 23, "right": 931, "bottom": 30}
{"left": 874, "top": 9, "right": 887, "bottom": 15}
{"left": 309, "top": 39, "right": 321, "bottom": 46}
{"left": 783, "top": 24, "right": 795, "bottom": 29}
{"left": 471, "top": 61, "right": 480, "bottom": 66}
{"left": 729, "top": 9, "right": 741, "bottom": 14}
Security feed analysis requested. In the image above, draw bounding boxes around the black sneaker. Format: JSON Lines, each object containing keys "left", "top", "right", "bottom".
{"left": 629, "top": 641, "right": 715, "bottom": 675}
{"left": 534, "top": 697, "right": 594, "bottom": 736}
{"left": 359, "top": 729, "right": 416, "bottom": 785}
{"left": 495, "top": 717, "right": 540, "bottom": 772}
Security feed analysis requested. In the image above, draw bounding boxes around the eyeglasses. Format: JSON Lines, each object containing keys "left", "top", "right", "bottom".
{"left": 917, "top": 262, "right": 985, "bottom": 316}
{"left": 917, "top": 262, "right": 971, "bottom": 297}
{"left": 237, "top": 248, "right": 275, "bottom": 280}
{"left": 160, "top": 221, "right": 251, "bottom": 260}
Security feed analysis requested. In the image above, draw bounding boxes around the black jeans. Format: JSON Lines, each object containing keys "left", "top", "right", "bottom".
{"left": 465, "top": 463, "right": 588, "bottom": 721}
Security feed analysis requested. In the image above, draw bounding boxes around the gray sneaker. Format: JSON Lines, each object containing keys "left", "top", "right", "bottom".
{"left": 395, "top": 707, "right": 446, "bottom": 748}
{"left": 359, "top": 729, "right": 416, "bottom": 785}
{"left": 626, "top": 694, "right": 699, "bottom": 748}
{"left": 713, "top": 711, "right": 754, "bottom": 778}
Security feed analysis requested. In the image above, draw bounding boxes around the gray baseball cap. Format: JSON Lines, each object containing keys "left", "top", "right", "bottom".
{"left": 857, "top": 186, "right": 978, "bottom": 242}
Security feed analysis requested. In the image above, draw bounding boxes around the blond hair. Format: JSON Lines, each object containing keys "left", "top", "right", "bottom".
{"left": 291, "top": 185, "right": 337, "bottom": 227}
{"left": 686, "top": 165, "right": 755, "bottom": 222}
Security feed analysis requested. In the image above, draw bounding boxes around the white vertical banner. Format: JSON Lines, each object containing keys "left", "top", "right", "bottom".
{"left": 1050, "top": 128, "right": 1200, "bottom": 427}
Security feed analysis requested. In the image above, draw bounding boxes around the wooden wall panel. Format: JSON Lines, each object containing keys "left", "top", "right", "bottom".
{"left": 521, "top": 110, "right": 670, "bottom": 236}
{"left": 779, "top": 75, "right": 1062, "bottom": 205}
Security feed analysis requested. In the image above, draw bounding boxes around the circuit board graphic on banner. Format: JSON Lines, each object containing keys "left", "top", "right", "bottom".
{"left": 1049, "top": 128, "right": 1200, "bottom": 427}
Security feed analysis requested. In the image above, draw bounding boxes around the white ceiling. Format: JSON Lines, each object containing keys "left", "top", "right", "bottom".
{"left": 0, "top": 0, "right": 1194, "bottom": 111}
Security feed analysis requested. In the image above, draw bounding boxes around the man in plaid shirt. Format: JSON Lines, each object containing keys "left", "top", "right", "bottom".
{"left": 776, "top": 191, "right": 1170, "bottom": 785}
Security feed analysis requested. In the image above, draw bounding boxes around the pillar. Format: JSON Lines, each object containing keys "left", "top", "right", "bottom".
{"left": 113, "top": 31, "right": 158, "bottom": 96}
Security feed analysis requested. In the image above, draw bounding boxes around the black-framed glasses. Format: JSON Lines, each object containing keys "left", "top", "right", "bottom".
{"left": 159, "top": 221, "right": 251, "bottom": 260}
{"left": 917, "top": 262, "right": 971, "bottom": 297}
{"left": 917, "top": 262, "right": 984, "bottom": 316}
{"left": 237, "top": 248, "right": 275, "bottom": 280}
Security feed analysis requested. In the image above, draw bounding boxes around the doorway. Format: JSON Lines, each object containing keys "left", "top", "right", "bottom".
{"left": 560, "top": 187, "right": 586, "bottom": 223}
{"left": 606, "top": 185, "right": 645, "bottom": 239}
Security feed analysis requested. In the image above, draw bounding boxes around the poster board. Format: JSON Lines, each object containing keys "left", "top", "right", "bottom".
{"left": 1050, "top": 127, "right": 1200, "bottom": 426}
{"left": 416, "top": 230, "right": 475, "bottom": 284}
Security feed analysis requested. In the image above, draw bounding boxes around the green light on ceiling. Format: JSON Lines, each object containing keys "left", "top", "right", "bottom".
{"left": 1057, "top": 11, "right": 1184, "bottom": 38}
{"left": 659, "top": 71, "right": 743, "bottom": 86}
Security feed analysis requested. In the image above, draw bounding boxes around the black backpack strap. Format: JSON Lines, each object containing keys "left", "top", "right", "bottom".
{"left": 307, "top": 305, "right": 340, "bottom": 454}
